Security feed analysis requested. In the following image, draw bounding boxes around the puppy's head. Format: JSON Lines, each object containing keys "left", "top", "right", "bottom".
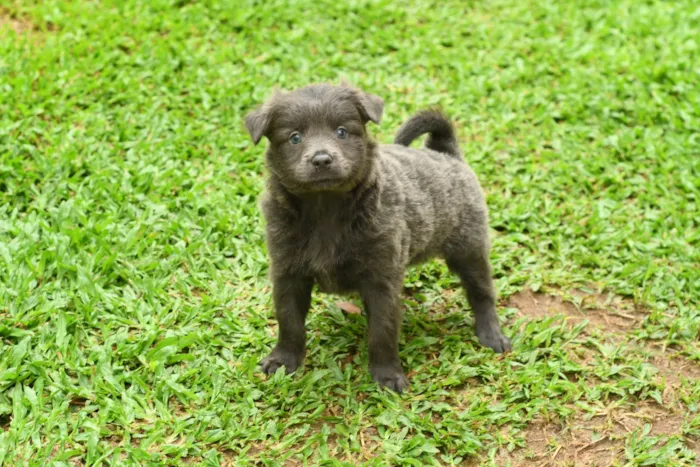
{"left": 245, "top": 83, "right": 383, "bottom": 194}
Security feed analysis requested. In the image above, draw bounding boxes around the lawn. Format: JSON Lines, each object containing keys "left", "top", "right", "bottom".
{"left": 0, "top": 0, "right": 698, "bottom": 465}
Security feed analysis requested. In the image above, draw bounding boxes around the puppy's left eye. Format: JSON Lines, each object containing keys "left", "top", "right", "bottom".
{"left": 336, "top": 127, "right": 348, "bottom": 139}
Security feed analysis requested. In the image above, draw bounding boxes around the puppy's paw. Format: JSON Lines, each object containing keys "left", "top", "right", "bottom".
{"left": 259, "top": 348, "right": 303, "bottom": 375}
{"left": 476, "top": 327, "right": 512, "bottom": 353}
{"left": 370, "top": 364, "right": 409, "bottom": 393}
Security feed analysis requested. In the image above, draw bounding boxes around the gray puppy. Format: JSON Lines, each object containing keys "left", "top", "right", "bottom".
{"left": 245, "top": 83, "right": 510, "bottom": 392}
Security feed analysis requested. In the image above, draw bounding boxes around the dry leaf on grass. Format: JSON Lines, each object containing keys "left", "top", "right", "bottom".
{"left": 336, "top": 301, "right": 362, "bottom": 315}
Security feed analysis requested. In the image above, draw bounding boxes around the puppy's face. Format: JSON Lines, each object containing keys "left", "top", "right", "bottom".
{"left": 245, "top": 84, "right": 383, "bottom": 194}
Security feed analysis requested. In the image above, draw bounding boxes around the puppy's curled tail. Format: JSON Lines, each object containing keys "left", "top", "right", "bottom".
{"left": 394, "top": 110, "right": 461, "bottom": 158}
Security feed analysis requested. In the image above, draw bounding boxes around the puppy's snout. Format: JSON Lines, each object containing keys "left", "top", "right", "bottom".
{"left": 311, "top": 152, "right": 333, "bottom": 168}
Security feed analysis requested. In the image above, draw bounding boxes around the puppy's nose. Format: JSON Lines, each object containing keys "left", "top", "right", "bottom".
{"left": 311, "top": 152, "right": 333, "bottom": 168}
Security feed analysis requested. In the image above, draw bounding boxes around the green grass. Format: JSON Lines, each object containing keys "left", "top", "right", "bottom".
{"left": 1, "top": 0, "right": 699, "bottom": 465}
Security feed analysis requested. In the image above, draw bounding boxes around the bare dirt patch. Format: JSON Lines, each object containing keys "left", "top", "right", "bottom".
{"left": 0, "top": 7, "right": 57, "bottom": 38}
{"left": 492, "top": 400, "right": 688, "bottom": 466}
{"left": 0, "top": 9, "right": 34, "bottom": 34}
{"left": 507, "top": 288, "right": 700, "bottom": 384}
{"left": 507, "top": 288, "right": 644, "bottom": 334}
{"left": 497, "top": 287, "right": 700, "bottom": 465}
{"left": 649, "top": 349, "right": 700, "bottom": 386}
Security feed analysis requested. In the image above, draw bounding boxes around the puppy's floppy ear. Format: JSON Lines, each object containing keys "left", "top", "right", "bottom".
{"left": 244, "top": 106, "right": 270, "bottom": 145}
{"left": 356, "top": 91, "right": 384, "bottom": 125}
{"left": 340, "top": 81, "right": 384, "bottom": 125}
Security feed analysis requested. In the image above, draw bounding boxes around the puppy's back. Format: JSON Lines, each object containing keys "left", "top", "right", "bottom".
{"left": 377, "top": 144, "right": 488, "bottom": 263}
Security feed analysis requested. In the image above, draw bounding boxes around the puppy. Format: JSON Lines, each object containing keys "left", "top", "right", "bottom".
{"left": 245, "top": 83, "right": 510, "bottom": 392}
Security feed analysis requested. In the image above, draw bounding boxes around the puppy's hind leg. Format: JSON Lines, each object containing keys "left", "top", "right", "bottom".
{"left": 445, "top": 246, "right": 511, "bottom": 353}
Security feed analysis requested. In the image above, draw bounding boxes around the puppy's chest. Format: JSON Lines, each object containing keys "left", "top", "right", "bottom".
{"left": 294, "top": 218, "right": 360, "bottom": 292}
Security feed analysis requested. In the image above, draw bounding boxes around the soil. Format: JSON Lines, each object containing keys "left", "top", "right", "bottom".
{"left": 492, "top": 288, "right": 700, "bottom": 466}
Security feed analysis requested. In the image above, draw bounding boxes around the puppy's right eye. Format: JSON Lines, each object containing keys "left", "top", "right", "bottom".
{"left": 289, "top": 132, "right": 302, "bottom": 145}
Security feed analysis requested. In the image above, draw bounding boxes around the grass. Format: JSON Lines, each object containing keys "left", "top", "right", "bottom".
{"left": 0, "top": 0, "right": 698, "bottom": 465}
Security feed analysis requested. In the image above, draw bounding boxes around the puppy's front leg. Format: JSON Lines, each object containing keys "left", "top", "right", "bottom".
{"left": 361, "top": 281, "right": 409, "bottom": 393}
{"left": 260, "top": 274, "right": 313, "bottom": 375}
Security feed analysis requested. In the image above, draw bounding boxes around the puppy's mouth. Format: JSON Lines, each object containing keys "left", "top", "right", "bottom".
{"left": 311, "top": 173, "right": 343, "bottom": 182}
{"left": 296, "top": 171, "right": 354, "bottom": 193}
{"left": 307, "top": 176, "right": 348, "bottom": 190}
